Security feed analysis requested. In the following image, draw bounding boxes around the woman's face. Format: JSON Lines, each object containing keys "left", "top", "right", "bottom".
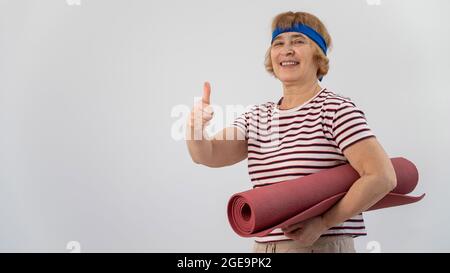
{"left": 270, "top": 32, "right": 318, "bottom": 84}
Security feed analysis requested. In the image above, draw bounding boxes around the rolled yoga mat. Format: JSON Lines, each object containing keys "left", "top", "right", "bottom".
{"left": 227, "top": 157, "right": 425, "bottom": 237}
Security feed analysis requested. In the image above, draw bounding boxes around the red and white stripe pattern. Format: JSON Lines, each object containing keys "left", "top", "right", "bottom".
{"left": 232, "top": 88, "right": 375, "bottom": 243}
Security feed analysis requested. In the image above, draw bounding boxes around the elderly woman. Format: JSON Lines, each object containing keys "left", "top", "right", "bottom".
{"left": 186, "top": 11, "right": 397, "bottom": 253}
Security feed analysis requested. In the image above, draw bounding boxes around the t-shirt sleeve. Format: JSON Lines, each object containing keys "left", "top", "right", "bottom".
{"left": 331, "top": 101, "right": 375, "bottom": 152}
{"left": 231, "top": 110, "right": 249, "bottom": 140}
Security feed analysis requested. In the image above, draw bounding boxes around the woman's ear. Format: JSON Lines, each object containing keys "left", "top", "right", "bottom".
{"left": 313, "top": 53, "right": 324, "bottom": 78}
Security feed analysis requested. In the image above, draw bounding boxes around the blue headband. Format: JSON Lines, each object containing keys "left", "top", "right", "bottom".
{"left": 271, "top": 24, "right": 327, "bottom": 55}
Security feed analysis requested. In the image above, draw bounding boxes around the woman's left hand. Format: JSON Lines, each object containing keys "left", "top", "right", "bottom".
{"left": 281, "top": 216, "right": 330, "bottom": 247}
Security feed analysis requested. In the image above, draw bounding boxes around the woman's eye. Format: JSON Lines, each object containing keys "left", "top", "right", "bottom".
{"left": 273, "top": 42, "right": 283, "bottom": 46}
{"left": 294, "top": 40, "right": 304, "bottom": 44}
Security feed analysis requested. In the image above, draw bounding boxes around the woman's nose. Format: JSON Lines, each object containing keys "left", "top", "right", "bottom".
{"left": 284, "top": 49, "right": 294, "bottom": 56}
{"left": 281, "top": 44, "right": 294, "bottom": 55}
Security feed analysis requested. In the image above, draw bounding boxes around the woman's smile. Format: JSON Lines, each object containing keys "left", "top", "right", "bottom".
{"left": 280, "top": 61, "right": 300, "bottom": 67}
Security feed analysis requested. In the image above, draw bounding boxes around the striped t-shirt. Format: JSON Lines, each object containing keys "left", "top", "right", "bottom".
{"left": 231, "top": 87, "right": 375, "bottom": 243}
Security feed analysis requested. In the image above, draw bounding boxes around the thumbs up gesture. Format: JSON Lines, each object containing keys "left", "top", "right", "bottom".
{"left": 188, "top": 81, "right": 215, "bottom": 135}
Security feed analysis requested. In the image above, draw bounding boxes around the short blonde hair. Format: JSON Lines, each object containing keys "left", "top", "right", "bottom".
{"left": 265, "top": 11, "right": 333, "bottom": 79}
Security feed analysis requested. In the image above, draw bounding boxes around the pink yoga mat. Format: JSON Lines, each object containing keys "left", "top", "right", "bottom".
{"left": 227, "top": 157, "right": 425, "bottom": 237}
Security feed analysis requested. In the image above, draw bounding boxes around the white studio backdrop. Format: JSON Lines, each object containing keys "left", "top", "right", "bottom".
{"left": 0, "top": 0, "right": 449, "bottom": 252}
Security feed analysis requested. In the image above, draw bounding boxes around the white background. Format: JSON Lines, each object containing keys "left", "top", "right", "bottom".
{"left": 0, "top": 0, "right": 448, "bottom": 252}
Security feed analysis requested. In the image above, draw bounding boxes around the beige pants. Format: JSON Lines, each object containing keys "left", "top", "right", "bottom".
{"left": 252, "top": 236, "right": 356, "bottom": 253}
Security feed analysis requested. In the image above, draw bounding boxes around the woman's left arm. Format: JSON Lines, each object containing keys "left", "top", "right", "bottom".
{"left": 283, "top": 137, "right": 397, "bottom": 245}
{"left": 321, "top": 136, "right": 397, "bottom": 229}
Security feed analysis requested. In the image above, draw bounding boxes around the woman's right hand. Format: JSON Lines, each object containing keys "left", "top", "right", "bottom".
{"left": 187, "top": 81, "right": 215, "bottom": 137}
{"left": 185, "top": 81, "right": 247, "bottom": 166}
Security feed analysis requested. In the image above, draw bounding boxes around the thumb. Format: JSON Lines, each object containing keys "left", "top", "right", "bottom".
{"left": 282, "top": 222, "right": 305, "bottom": 233}
{"left": 202, "top": 81, "right": 211, "bottom": 104}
